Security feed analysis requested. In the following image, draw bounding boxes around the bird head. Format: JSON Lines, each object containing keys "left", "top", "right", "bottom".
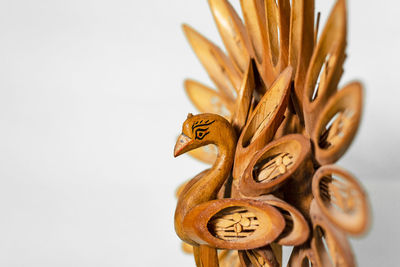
{"left": 174, "top": 113, "right": 230, "bottom": 157}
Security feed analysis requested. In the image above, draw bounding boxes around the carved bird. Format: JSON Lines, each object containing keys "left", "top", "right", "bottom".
{"left": 174, "top": 113, "right": 286, "bottom": 266}
{"left": 173, "top": 0, "right": 370, "bottom": 266}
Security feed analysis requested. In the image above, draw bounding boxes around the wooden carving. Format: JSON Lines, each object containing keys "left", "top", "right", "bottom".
{"left": 173, "top": 0, "right": 370, "bottom": 266}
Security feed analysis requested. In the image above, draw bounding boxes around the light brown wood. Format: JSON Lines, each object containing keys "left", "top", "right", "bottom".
{"left": 303, "top": 0, "right": 347, "bottom": 134}
{"left": 312, "top": 82, "right": 363, "bottom": 165}
{"left": 174, "top": 0, "right": 369, "bottom": 266}
{"left": 185, "top": 79, "right": 234, "bottom": 119}
{"left": 174, "top": 113, "right": 237, "bottom": 245}
{"left": 183, "top": 24, "right": 241, "bottom": 100}
{"left": 231, "top": 59, "right": 257, "bottom": 133}
{"left": 288, "top": 0, "right": 315, "bottom": 122}
{"left": 194, "top": 245, "right": 220, "bottom": 267}
{"left": 309, "top": 200, "right": 356, "bottom": 267}
{"left": 208, "top": 0, "right": 253, "bottom": 74}
{"left": 218, "top": 249, "right": 242, "bottom": 267}
{"left": 287, "top": 245, "right": 317, "bottom": 267}
{"left": 188, "top": 145, "right": 218, "bottom": 165}
{"left": 238, "top": 245, "right": 280, "bottom": 267}
{"left": 312, "top": 165, "right": 370, "bottom": 235}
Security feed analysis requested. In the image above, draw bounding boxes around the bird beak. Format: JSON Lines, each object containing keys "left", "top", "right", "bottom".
{"left": 174, "top": 133, "right": 193, "bottom": 157}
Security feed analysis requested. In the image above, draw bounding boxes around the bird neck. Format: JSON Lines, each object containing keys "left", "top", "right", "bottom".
{"left": 180, "top": 137, "right": 235, "bottom": 207}
{"left": 175, "top": 128, "right": 236, "bottom": 244}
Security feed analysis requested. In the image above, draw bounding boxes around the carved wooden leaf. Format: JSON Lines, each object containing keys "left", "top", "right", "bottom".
{"left": 208, "top": 0, "right": 252, "bottom": 74}
{"left": 312, "top": 165, "right": 369, "bottom": 235}
{"left": 183, "top": 24, "right": 241, "bottom": 100}
{"left": 288, "top": 0, "right": 315, "bottom": 118}
{"left": 303, "top": 0, "right": 347, "bottom": 134}
{"left": 238, "top": 245, "right": 280, "bottom": 267}
{"left": 231, "top": 59, "right": 256, "bottom": 132}
{"left": 233, "top": 67, "right": 292, "bottom": 180}
{"left": 219, "top": 250, "right": 242, "bottom": 267}
{"left": 312, "top": 82, "right": 363, "bottom": 165}
{"left": 185, "top": 79, "right": 234, "bottom": 119}
{"left": 240, "top": 0, "right": 275, "bottom": 87}
{"left": 187, "top": 145, "right": 218, "bottom": 165}
{"left": 309, "top": 200, "right": 356, "bottom": 267}
{"left": 264, "top": 0, "right": 290, "bottom": 72}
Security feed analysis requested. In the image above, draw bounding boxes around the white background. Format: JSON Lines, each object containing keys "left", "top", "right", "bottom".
{"left": 0, "top": 0, "right": 399, "bottom": 266}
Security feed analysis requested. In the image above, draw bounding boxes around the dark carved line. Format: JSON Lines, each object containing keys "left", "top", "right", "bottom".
{"left": 192, "top": 120, "right": 215, "bottom": 132}
{"left": 195, "top": 131, "right": 210, "bottom": 140}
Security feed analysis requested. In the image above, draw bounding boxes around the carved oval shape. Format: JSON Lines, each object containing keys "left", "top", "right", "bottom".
{"left": 240, "top": 134, "right": 311, "bottom": 196}
{"left": 183, "top": 199, "right": 285, "bottom": 250}
{"left": 312, "top": 165, "right": 369, "bottom": 235}
{"left": 312, "top": 82, "right": 363, "bottom": 165}
{"left": 303, "top": 0, "right": 347, "bottom": 133}
{"left": 185, "top": 79, "right": 234, "bottom": 119}
{"left": 182, "top": 24, "right": 241, "bottom": 99}
{"left": 257, "top": 195, "right": 310, "bottom": 246}
{"left": 309, "top": 200, "right": 356, "bottom": 267}
{"left": 233, "top": 67, "right": 292, "bottom": 180}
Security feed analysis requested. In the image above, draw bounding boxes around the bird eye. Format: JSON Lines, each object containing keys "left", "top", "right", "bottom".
{"left": 195, "top": 128, "right": 209, "bottom": 140}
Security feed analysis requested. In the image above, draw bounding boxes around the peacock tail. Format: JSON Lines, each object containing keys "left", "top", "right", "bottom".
{"left": 176, "top": 0, "right": 369, "bottom": 266}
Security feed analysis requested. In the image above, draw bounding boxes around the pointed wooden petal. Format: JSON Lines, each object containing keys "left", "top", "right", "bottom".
{"left": 240, "top": 0, "right": 267, "bottom": 65}
{"left": 185, "top": 79, "right": 234, "bottom": 119}
{"left": 312, "top": 82, "right": 363, "bottom": 165}
{"left": 181, "top": 242, "right": 194, "bottom": 254}
{"left": 183, "top": 24, "right": 241, "bottom": 100}
{"left": 214, "top": 218, "right": 237, "bottom": 228}
{"left": 233, "top": 67, "right": 292, "bottom": 180}
{"left": 309, "top": 200, "right": 356, "bottom": 267}
{"left": 265, "top": 0, "right": 291, "bottom": 71}
{"left": 238, "top": 245, "right": 279, "bottom": 267}
{"left": 218, "top": 250, "right": 241, "bottom": 267}
{"left": 188, "top": 145, "right": 218, "bottom": 165}
{"left": 303, "top": 0, "right": 347, "bottom": 134}
{"left": 193, "top": 245, "right": 219, "bottom": 267}
{"left": 208, "top": 0, "right": 252, "bottom": 74}
{"left": 289, "top": 0, "right": 315, "bottom": 120}
{"left": 231, "top": 59, "right": 257, "bottom": 132}
{"left": 176, "top": 170, "right": 207, "bottom": 200}
{"left": 240, "top": 0, "right": 275, "bottom": 87}
{"left": 288, "top": 246, "right": 317, "bottom": 267}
